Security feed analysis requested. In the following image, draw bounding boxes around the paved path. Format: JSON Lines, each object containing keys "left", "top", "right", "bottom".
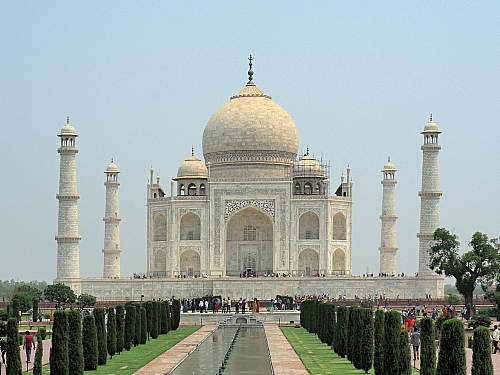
{"left": 132, "top": 325, "right": 216, "bottom": 375}
{"left": 264, "top": 324, "right": 309, "bottom": 374}
{"left": 0, "top": 338, "right": 52, "bottom": 373}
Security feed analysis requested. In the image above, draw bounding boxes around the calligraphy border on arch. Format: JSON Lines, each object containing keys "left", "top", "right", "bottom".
{"left": 224, "top": 199, "right": 275, "bottom": 221}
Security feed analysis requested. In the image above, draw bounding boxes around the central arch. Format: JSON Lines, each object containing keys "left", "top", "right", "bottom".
{"left": 225, "top": 207, "right": 273, "bottom": 276}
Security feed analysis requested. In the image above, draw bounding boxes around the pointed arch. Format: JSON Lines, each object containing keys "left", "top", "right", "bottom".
{"left": 331, "top": 248, "right": 346, "bottom": 275}
{"left": 180, "top": 212, "right": 201, "bottom": 240}
{"left": 154, "top": 250, "right": 166, "bottom": 277}
{"left": 153, "top": 214, "right": 167, "bottom": 241}
{"left": 333, "top": 212, "right": 346, "bottom": 240}
{"left": 298, "top": 248, "right": 319, "bottom": 276}
{"left": 180, "top": 249, "right": 200, "bottom": 277}
{"left": 299, "top": 211, "right": 319, "bottom": 240}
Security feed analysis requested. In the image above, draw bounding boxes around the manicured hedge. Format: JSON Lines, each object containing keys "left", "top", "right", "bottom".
{"left": 93, "top": 308, "right": 107, "bottom": 365}
{"left": 420, "top": 317, "right": 436, "bottom": 375}
{"left": 471, "top": 326, "right": 493, "bottom": 375}
{"left": 383, "top": 310, "right": 400, "bottom": 375}
{"left": 160, "top": 302, "right": 168, "bottom": 334}
{"left": 124, "top": 304, "right": 136, "bottom": 350}
{"left": 373, "top": 309, "right": 384, "bottom": 375}
{"left": 82, "top": 314, "right": 98, "bottom": 371}
{"left": 33, "top": 330, "right": 43, "bottom": 375}
{"left": 107, "top": 307, "right": 117, "bottom": 359}
{"left": 6, "top": 317, "right": 22, "bottom": 375}
{"left": 360, "top": 308, "right": 374, "bottom": 374}
{"left": 115, "top": 304, "right": 124, "bottom": 354}
{"left": 399, "top": 329, "right": 411, "bottom": 375}
{"left": 151, "top": 301, "right": 159, "bottom": 339}
{"left": 335, "top": 305, "right": 348, "bottom": 358}
{"left": 50, "top": 310, "right": 69, "bottom": 375}
{"left": 437, "top": 319, "right": 466, "bottom": 375}
{"left": 140, "top": 307, "right": 147, "bottom": 344}
{"left": 171, "top": 300, "right": 181, "bottom": 330}
{"left": 68, "top": 309, "right": 84, "bottom": 375}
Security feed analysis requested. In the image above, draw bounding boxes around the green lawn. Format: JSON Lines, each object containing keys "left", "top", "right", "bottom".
{"left": 27, "top": 326, "right": 199, "bottom": 375}
{"left": 281, "top": 327, "right": 419, "bottom": 375}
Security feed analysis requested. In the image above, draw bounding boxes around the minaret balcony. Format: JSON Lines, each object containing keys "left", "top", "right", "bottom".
{"left": 418, "top": 191, "right": 442, "bottom": 197}
{"left": 56, "top": 194, "right": 80, "bottom": 200}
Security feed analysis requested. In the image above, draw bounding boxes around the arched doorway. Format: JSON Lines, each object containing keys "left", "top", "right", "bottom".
{"left": 298, "top": 248, "right": 319, "bottom": 276}
{"left": 180, "top": 249, "right": 201, "bottom": 277}
{"left": 331, "top": 248, "right": 346, "bottom": 275}
{"left": 299, "top": 211, "right": 319, "bottom": 239}
{"left": 153, "top": 250, "right": 166, "bottom": 277}
{"left": 225, "top": 207, "right": 273, "bottom": 276}
{"left": 180, "top": 212, "right": 201, "bottom": 240}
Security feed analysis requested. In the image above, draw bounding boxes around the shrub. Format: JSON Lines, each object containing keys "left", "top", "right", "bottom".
{"left": 11, "top": 300, "right": 20, "bottom": 320}
{"left": 435, "top": 312, "right": 453, "bottom": 331}
{"left": 160, "top": 302, "right": 168, "bottom": 334}
{"left": 67, "top": 310, "right": 84, "bottom": 375}
{"left": 115, "top": 304, "right": 124, "bottom": 354}
{"left": 82, "top": 314, "right": 98, "bottom": 371}
{"left": 299, "top": 300, "right": 314, "bottom": 332}
{"left": 107, "top": 307, "right": 116, "bottom": 359}
{"left": 420, "top": 317, "right": 436, "bottom": 375}
{"left": 124, "top": 304, "right": 136, "bottom": 350}
{"left": 93, "top": 308, "right": 107, "bottom": 365}
{"left": 50, "top": 310, "right": 69, "bottom": 375}
{"left": 445, "top": 294, "right": 462, "bottom": 305}
{"left": 360, "top": 308, "right": 374, "bottom": 374}
{"left": 32, "top": 299, "right": 39, "bottom": 322}
{"left": 0, "top": 322, "right": 6, "bottom": 337}
{"left": 352, "top": 307, "right": 362, "bottom": 369}
{"left": 0, "top": 309, "right": 8, "bottom": 322}
{"left": 151, "top": 302, "right": 159, "bottom": 339}
{"left": 325, "top": 303, "right": 335, "bottom": 346}
{"left": 471, "top": 326, "right": 493, "bottom": 375}
{"left": 165, "top": 302, "right": 171, "bottom": 332}
{"left": 383, "top": 310, "right": 400, "bottom": 375}
{"left": 360, "top": 300, "right": 374, "bottom": 309}
{"left": 140, "top": 307, "right": 147, "bottom": 344}
{"left": 399, "top": 329, "right": 411, "bottom": 375}
{"left": 33, "top": 330, "right": 43, "bottom": 375}
{"left": 171, "top": 300, "right": 181, "bottom": 330}
{"left": 335, "top": 305, "right": 348, "bottom": 358}
{"left": 6, "top": 318, "right": 22, "bottom": 375}
{"left": 373, "top": 309, "right": 384, "bottom": 375}
{"left": 347, "top": 306, "right": 358, "bottom": 363}
{"left": 38, "top": 327, "right": 47, "bottom": 340}
{"left": 437, "top": 319, "right": 466, "bottom": 375}
{"left": 468, "top": 314, "right": 491, "bottom": 329}
{"left": 131, "top": 302, "right": 141, "bottom": 347}
{"left": 145, "top": 301, "right": 153, "bottom": 337}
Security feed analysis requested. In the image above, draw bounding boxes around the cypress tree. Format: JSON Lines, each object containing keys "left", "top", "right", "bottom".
{"left": 325, "top": 303, "right": 335, "bottom": 346}
{"left": 32, "top": 299, "right": 39, "bottom": 323}
{"left": 11, "top": 300, "right": 19, "bottom": 322}
{"left": 115, "top": 304, "right": 124, "bottom": 354}
{"left": 82, "top": 314, "right": 98, "bottom": 371}
{"left": 140, "top": 307, "right": 147, "bottom": 344}
{"left": 437, "top": 318, "right": 466, "bottom": 375}
{"left": 383, "top": 310, "right": 400, "bottom": 375}
{"left": 360, "top": 308, "right": 374, "bottom": 374}
{"left": 335, "top": 305, "right": 348, "bottom": 358}
{"left": 33, "top": 330, "right": 43, "bottom": 375}
{"left": 131, "top": 303, "right": 141, "bottom": 347}
{"left": 50, "top": 310, "right": 69, "bottom": 375}
{"left": 471, "top": 326, "right": 493, "bottom": 375}
{"left": 353, "top": 307, "right": 363, "bottom": 369}
{"left": 6, "top": 318, "right": 22, "bottom": 375}
{"left": 171, "top": 300, "right": 181, "bottom": 330}
{"left": 124, "top": 304, "right": 136, "bottom": 350}
{"left": 373, "top": 309, "right": 384, "bottom": 375}
{"left": 399, "top": 329, "right": 412, "bottom": 375}
{"left": 107, "top": 307, "right": 116, "bottom": 359}
{"left": 145, "top": 301, "right": 153, "bottom": 339}
{"left": 67, "top": 310, "right": 84, "bottom": 375}
{"left": 160, "top": 302, "right": 168, "bottom": 334}
{"left": 347, "top": 306, "right": 358, "bottom": 363}
{"left": 93, "top": 308, "right": 107, "bottom": 365}
{"left": 165, "top": 301, "right": 171, "bottom": 333}
{"left": 151, "top": 302, "right": 159, "bottom": 339}
{"left": 420, "top": 317, "right": 436, "bottom": 375}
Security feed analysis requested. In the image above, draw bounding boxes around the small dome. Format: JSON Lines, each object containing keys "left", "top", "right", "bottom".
{"left": 383, "top": 161, "right": 396, "bottom": 170}
{"left": 423, "top": 120, "right": 439, "bottom": 132}
{"left": 293, "top": 154, "right": 324, "bottom": 177}
{"left": 60, "top": 123, "right": 76, "bottom": 135}
{"left": 106, "top": 160, "right": 119, "bottom": 173}
{"left": 177, "top": 155, "right": 208, "bottom": 179}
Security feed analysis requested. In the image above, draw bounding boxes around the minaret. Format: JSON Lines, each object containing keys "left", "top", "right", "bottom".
{"left": 379, "top": 157, "right": 398, "bottom": 275}
{"left": 418, "top": 114, "right": 442, "bottom": 275}
{"left": 55, "top": 116, "right": 81, "bottom": 279}
{"left": 103, "top": 159, "right": 122, "bottom": 278}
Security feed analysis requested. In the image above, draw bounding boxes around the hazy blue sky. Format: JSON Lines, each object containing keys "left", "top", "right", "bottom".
{"left": 1, "top": 2, "right": 499, "bottom": 283}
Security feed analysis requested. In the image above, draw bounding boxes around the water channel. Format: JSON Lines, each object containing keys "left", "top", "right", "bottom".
{"left": 169, "top": 326, "right": 273, "bottom": 374}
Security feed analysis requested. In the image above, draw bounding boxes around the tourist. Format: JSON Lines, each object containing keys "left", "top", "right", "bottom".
{"left": 212, "top": 299, "right": 217, "bottom": 313}
{"left": 235, "top": 300, "right": 239, "bottom": 314}
{"left": 227, "top": 297, "right": 231, "bottom": 313}
{"left": 492, "top": 325, "right": 500, "bottom": 354}
{"left": 270, "top": 298, "right": 274, "bottom": 313}
{"left": 23, "top": 331, "right": 36, "bottom": 363}
{"left": 242, "top": 299, "right": 246, "bottom": 314}
{"left": 222, "top": 298, "right": 227, "bottom": 313}
{"left": 204, "top": 300, "right": 209, "bottom": 313}
{"left": 199, "top": 299, "right": 204, "bottom": 313}
{"left": 411, "top": 327, "right": 420, "bottom": 360}
{"left": 252, "top": 298, "right": 257, "bottom": 314}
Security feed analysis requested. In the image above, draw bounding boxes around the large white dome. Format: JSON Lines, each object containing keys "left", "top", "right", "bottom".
{"left": 202, "top": 83, "right": 299, "bottom": 163}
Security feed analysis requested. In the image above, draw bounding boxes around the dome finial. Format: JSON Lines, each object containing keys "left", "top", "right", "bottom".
{"left": 430, "top": 113, "right": 433, "bottom": 122}
{"left": 111, "top": 157, "right": 114, "bottom": 163}
{"left": 247, "top": 55, "right": 254, "bottom": 84}
{"left": 67, "top": 116, "right": 70, "bottom": 124}
{"left": 388, "top": 156, "right": 390, "bottom": 162}
{"left": 306, "top": 145, "right": 309, "bottom": 156}
{"left": 191, "top": 145, "right": 194, "bottom": 156}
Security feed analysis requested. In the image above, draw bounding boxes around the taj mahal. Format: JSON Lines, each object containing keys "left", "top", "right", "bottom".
{"left": 54, "top": 58, "right": 444, "bottom": 301}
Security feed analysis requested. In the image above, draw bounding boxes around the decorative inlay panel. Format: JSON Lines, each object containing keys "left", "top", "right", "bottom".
{"left": 298, "top": 245, "right": 320, "bottom": 253}
{"left": 179, "top": 209, "right": 202, "bottom": 218}
{"left": 179, "top": 246, "right": 201, "bottom": 254}
{"left": 298, "top": 207, "right": 321, "bottom": 217}
{"left": 225, "top": 199, "right": 275, "bottom": 221}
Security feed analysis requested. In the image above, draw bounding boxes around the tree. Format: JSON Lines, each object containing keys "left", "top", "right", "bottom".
{"left": 6, "top": 318, "right": 22, "bottom": 375}
{"left": 171, "top": 300, "right": 181, "bottom": 330}
{"left": 132, "top": 302, "right": 141, "bottom": 347}
{"left": 124, "top": 304, "right": 136, "bottom": 350}
{"left": 420, "top": 317, "right": 436, "bottom": 375}
{"left": 383, "top": 310, "right": 400, "bottom": 375}
{"left": 325, "top": 303, "right": 335, "bottom": 346}
{"left": 77, "top": 293, "right": 96, "bottom": 309}
{"left": 44, "top": 284, "right": 76, "bottom": 309}
{"left": 67, "top": 310, "right": 84, "bottom": 375}
{"left": 429, "top": 229, "right": 500, "bottom": 318}
{"left": 360, "top": 308, "right": 374, "bottom": 374}
{"left": 471, "top": 326, "right": 493, "bottom": 375}
{"left": 347, "top": 306, "right": 358, "bottom": 363}
{"left": 115, "top": 304, "right": 124, "bottom": 354}
{"left": 145, "top": 301, "right": 153, "bottom": 339}
{"left": 399, "top": 330, "right": 411, "bottom": 375}
{"left": 484, "top": 274, "right": 500, "bottom": 321}
{"left": 335, "top": 305, "right": 348, "bottom": 358}
{"left": 151, "top": 302, "right": 159, "bottom": 339}
{"left": 32, "top": 299, "right": 39, "bottom": 322}
{"left": 14, "top": 284, "right": 43, "bottom": 302}
{"left": 11, "top": 292, "right": 32, "bottom": 313}
{"left": 10, "top": 300, "right": 20, "bottom": 322}
{"left": 82, "top": 314, "right": 98, "bottom": 371}
{"left": 373, "top": 309, "right": 384, "bottom": 375}
{"left": 140, "top": 307, "right": 147, "bottom": 344}
{"left": 107, "top": 307, "right": 116, "bottom": 359}
{"left": 436, "top": 318, "right": 466, "bottom": 375}
{"left": 160, "top": 302, "right": 168, "bottom": 334}
{"left": 93, "top": 308, "right": 107, "bottom": 365}
{"left": 33, "top": 330, "right": 43, "bottom": 375}
{"left": 50, "top": 310, "right": 69, "bottom": 375}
